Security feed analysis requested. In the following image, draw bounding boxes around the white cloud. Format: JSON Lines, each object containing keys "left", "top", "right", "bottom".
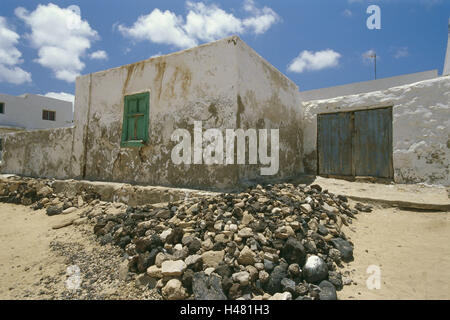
{"left": 362, "top": 49, "right": 379, "bottom": 64}
{"left": 363, "top": 49, "right": 376, "bottom": 57}
{"left": 0, "top": 64, "right": 32, "bottom": 85}
{"left": 43, "top": 92, "right": 75, "bottom": 104}
{"left": 0, "top": 17, "right": 32, "bottom": 84}
{"left": 288, "top": 49, "right": 342, "bottom": 73}
{"left": 89, "top": 50, "right": 108, "bottom": 60}
{"left": 420, "top": 0, "right": 443, "bottom": 7}
{"left": 150, "top": 52, "right": 163, "bottom": 58}
{"left": 241, "top": 0, "right": 280, "bottom": 35}
{"left": 394, "top": 47, "right": 409, "bottom": 59}
{"left": 184, "top": 2, "right": 244, "bottom": 42}
{"left": 118, "top": 1, "right": 279, "bottom": 49}
{"left": 0, "top": 18, "right": 21, "bottom": 66}
{"left": 342, "top": 9, "right": 353, "bottom": 17}
{"left": 16, "top": 4, "right": 100, "bottom": 83}
{"left": 118, "top": 8, "right": 196, "bottom": 49}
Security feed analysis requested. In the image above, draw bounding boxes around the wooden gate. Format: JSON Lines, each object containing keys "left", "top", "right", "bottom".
{"left": 317, "top": 107, "right": 393, "bottom": 179}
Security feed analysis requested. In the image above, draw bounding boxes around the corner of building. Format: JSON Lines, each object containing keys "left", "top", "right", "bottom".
{"left": 443, "top": 18, "right": 450, "bottom": 76}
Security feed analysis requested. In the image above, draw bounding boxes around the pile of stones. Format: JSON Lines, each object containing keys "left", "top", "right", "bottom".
{"left": 0, "top": 176, "right": 371, "bottom": 300}
{"left": 0, "top": 177, "right": 100, "bottom": 213}
{"left": 89, "top": 183, "right": 362, "bottom": 300}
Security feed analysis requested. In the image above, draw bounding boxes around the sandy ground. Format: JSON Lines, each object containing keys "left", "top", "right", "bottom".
{"left": 0, "top": 203, "right": 73, "bottom": 299}
{"left": 312, "top": 176, "right": 450, "bottom": 209}
{"left": 340, "top": 203, "right": 450, "bottom": 300}
{"left": 0, "top": 203, "right": 159, "bottom": 300}
{"left": 0, "top": 201, "right": 449, "bottom": 300}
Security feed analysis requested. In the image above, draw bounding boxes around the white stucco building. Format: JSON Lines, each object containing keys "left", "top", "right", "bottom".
{"left": 0, "top": 30, "right": 448, "bottom": 187}
{"left": 0, "top": 37, "right": 303, "bottom": 189}
{"left": 443, "top": 18, "right": 450, "bottom": 76}
{"left": 0, "top": 93, "right": 73, "bottom": 133}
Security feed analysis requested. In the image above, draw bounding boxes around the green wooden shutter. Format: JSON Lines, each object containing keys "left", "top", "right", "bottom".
{"left": 121, "top": 92, "right": 149, "bottom": 147}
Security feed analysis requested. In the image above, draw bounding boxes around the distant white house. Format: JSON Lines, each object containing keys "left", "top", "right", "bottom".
{"left": 0, "top": 93, "right": 73, "bottom": 161}
{"left": 0, "top": 93, "right": 73, "bottom": 133}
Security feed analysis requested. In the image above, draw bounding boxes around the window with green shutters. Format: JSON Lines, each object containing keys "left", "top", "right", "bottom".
{"left": 121, "top": 92, "right": 150, "bottom": 147}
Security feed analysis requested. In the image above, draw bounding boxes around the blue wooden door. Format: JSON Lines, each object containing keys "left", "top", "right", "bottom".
{"left": 354, "top": 108, "right": 393, "bottom": 178}
{"left": 317, "top": 107, "right": 393, "bottom": 179}
{"left": 317, "top": 112, "right": 353, "bottom": 176}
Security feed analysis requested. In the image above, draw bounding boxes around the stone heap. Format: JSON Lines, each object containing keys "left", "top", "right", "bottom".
{"left": 90, "top": 183, "right": 360, "bottom": 300}
{"left": 0, "top": 176, "right": 370, "bottom": 300}
{"left": 0, "top": 177, "right": 100, "bottom": 211}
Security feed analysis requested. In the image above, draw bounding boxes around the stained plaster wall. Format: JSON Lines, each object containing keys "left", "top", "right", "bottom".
{"left": 443, "top": 18, "right": 450, "bottom": 76}
{"left": 7, "top": 36, "right": 446, "bottom": 188}
{"left": 302, "top": 76, "right": 450, "bottom": 186}
{"left": 0, "top": 127, "right": 74, "bottom": 179}
{"left": 73, "top": 37, "right": 240, "bottom": 190}
{"left": 235, "top": 40, "right": 303, "bottom": 183}
{"left": 69, "top": 36, "right": 302, "bottom": 190}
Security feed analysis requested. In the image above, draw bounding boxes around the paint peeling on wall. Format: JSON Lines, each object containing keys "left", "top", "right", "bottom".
{"left": 235, "top": 39, "right": 304, "bottom": 184}
{"left": 0, "top": 36, "right": 448, "bottom": 188}
{"left": 69, "top": 36, "right": 303, "bottom": 190}
{"left": 0, "top": 127, "right": 74, "bottom": 179}
{"left": 303, "top": 76, "right": 450, "bottom": 186}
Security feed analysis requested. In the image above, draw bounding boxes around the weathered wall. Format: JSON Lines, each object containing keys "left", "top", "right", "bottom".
{"left": 0, "top": 127, "right": 74, "bottom": 179}
{"left": 0, "top": 126, "right": 24, "bottom": 133}
{"left": 73, "top": 36, "right": 303, "bottom": 190}
{"left": 5, "top": 35, "right": 446, "bottom": 188}
{"left": 73, "top": 37, "right": 240, "bottom": 190}
{"left": 303, "top": 76, "right": 450, "bottom": 186}
{"left": 235, "top": 40, "right": 303, "bottom": 183}
{"left": 443, "top": 18, "right": 450, "bottom": 76}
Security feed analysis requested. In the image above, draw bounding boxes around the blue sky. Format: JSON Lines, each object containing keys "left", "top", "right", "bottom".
{"left": 0, "top": 0, "right": 449, "bottom": 102}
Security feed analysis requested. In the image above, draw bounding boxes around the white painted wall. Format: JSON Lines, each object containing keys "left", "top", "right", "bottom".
{"left": 71, "top": 36, "right": 303, "bottom": 189}
{"left": 72, "top": 36, "right": 240, "bottom": 188}
{"left": 443, "top": 18, "right": 450, "bottom": 76}
{"left": 236, "top": 39, "right": 303, "bottom": 181}
{"left": 303, "top": 76, "right": 450, "bottom": 186}
{"left": 1, "top": 36, "right": 448, "bottom": 188}
{"left": 0, "top": 93, "right": 73, "bottom": 130}
{"left": 0, "top": 127, "right": 74, "bottom": 179}
{"left": 299, "top": 70, "right": 438, "bottom": 101}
